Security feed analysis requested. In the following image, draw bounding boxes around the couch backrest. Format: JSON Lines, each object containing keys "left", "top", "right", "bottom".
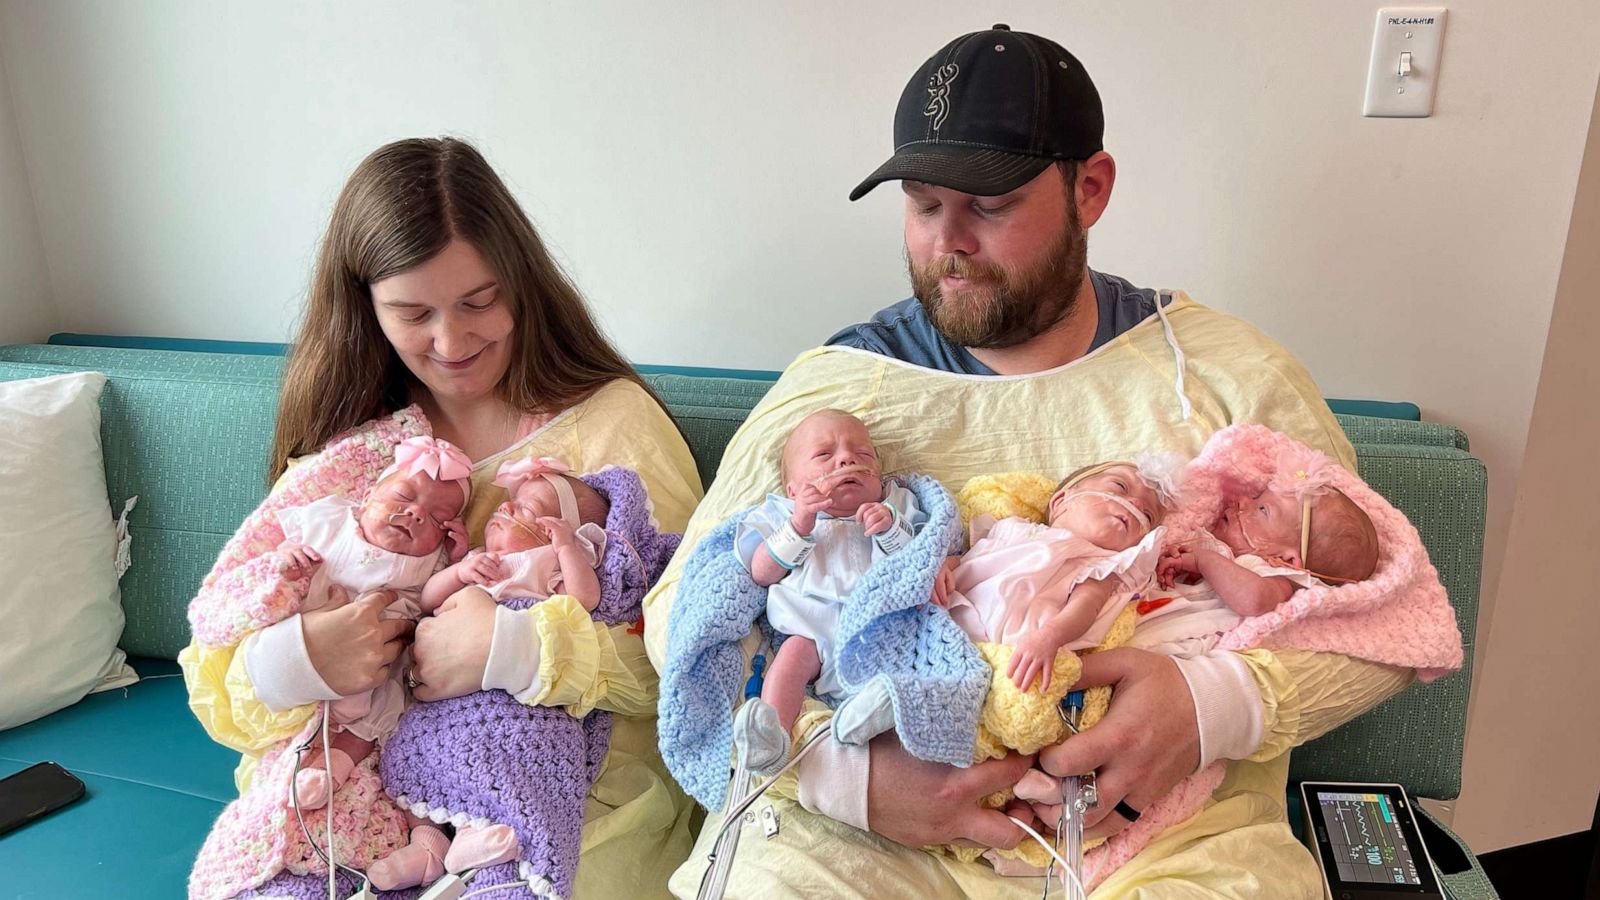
{"left": 0, "top": 342, "right": 1485, "bottom": 800}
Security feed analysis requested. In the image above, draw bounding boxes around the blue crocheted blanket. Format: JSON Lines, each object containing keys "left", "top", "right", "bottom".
{"left": 658, "top": 474, "right": 989, "bottom": 810}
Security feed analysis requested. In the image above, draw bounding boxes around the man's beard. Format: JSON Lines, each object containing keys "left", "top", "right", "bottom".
{"left": 909, "top": 210, "right": 1088, "bottom": 350}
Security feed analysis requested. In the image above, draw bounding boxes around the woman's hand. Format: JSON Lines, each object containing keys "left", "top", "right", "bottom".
{"left": 410, "top": 588, "right": 498, "bottom": 701}
{"left": 866, "top": 732, "right": 1035, "bottom": 849}
{"left": 1037, "top": 648, "right": 1202, "bottom": 841}
{"left": 300, "top": 586, "right": 413, "bottom": 696}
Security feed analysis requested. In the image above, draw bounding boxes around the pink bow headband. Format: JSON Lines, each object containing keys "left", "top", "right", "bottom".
{"left": 378, "top": 436, "right": 474, "bottom": 504}
{"left": 494, "top": 456, "right": 582, "bottom": 528}
{"left": 1265, "top": 445, "right": 1340, "bottom": 503}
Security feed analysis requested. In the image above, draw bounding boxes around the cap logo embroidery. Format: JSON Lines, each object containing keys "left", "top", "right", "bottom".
{"left": 923, "top": 62, "right": 959, "bottom": 131}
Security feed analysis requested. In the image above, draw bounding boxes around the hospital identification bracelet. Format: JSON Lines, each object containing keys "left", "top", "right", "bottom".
{"left": 765, "top": 519, "right": 816, "bottom": 570}
{"left": 871, "top": 504, "right": 915, "bottom": 554}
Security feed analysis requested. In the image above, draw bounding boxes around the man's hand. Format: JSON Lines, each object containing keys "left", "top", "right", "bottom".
{"left": 280, "top": 542, "right": 322, "bottom": 581}
{"left": 791, "top": 483, "right": 831, "bottom": 536}
{"left": 866, "top": 732, "right": 1035, "bottom": 849}
{"left": 459, "top": 551, "right": 506, "bottom": 586}
{"left": 1038, "top": 647, "right": 1201, "bottom": 841}
{"left": 857, "top": 501, "right": 894, "bottom": 536}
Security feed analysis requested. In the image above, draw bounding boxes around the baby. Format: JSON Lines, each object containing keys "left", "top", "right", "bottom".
{"left": 732, "top": 409, "right": 926, "bottom": 768}
{"left": 942, "top": 459, "right": 1173, "bottom": 693}
{"left": 274, "top": 435, "right": 471, "bottom": 810}
{"left": 1140, "top": 451, "right": 1380, "bottom": 656}
{"left": 367, "top": 456, "right": 610, "bottom": 890}
{"left": 423, "top": 457, "right": 610, "bottom": 613}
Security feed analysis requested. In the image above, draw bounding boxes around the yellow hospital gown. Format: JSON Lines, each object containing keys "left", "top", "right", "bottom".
{"left": 647, "top": 294, "right": 1414, "bottom": 898}
{"left": 181, "top": 379, "right": 704, "bottom": 899}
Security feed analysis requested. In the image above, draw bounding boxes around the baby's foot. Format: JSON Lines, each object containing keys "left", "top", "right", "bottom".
{"left": 1013, "top": 768, "right": 1061, "bottom": 805}
{"left": 444, "top": 824, "right": 520, "bottom": 873}
{"left": 292, "top": 748, "right": 354, "bottom": 810}
{"left": 733, "top": 699, "right": 791, "bottom": 777}
{"left": 367, "top": 824, "right": 449, "bottom": 890}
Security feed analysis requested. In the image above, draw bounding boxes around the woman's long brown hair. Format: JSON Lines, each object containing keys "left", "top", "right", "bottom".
{"left": 268, "top": 137, "right": 668, "bottom": 483}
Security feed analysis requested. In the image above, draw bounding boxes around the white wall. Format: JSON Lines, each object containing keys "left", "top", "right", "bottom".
{"left": 0, "top": 38, "right": 53, "bottom": 343}
{"left": 2, "top": 0, "right": 1597, "bottom": 851}
{"left": 1452, "top": 74, "right": 1600, "bottom": 850}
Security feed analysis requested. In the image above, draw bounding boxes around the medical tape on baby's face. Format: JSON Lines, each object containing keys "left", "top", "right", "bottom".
{"left": 1063, "top": 490, "right": 1152, "bottom": 532}
{"left": 492, "top": 473, "right": 581, "bottom": 539}
{"left": 808, "top": 463, "right": 877, "bottom": 493}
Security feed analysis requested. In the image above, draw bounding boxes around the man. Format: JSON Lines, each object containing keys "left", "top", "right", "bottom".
{"left": 647, "top": 25, "right": 1413, "bottom": 898}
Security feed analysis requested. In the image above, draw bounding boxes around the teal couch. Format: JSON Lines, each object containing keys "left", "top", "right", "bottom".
{"left": 0, "top": 339, "right": 1497, "bottom": 898}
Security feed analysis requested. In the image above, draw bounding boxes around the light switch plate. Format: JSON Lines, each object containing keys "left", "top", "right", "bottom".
{"left": 1363, "top": 7, "right": 1448, "bottom": 117}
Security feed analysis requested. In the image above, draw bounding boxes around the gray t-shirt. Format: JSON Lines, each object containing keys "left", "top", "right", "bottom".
{"left": 825, "top": 270, "right": 1158, "bottom": 374}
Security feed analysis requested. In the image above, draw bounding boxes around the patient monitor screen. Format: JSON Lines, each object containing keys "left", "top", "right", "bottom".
{"left": 1316, "top": 791, "right": 1425, "bottom": 885}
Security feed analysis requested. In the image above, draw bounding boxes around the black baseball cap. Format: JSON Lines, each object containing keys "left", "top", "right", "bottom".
{"left": 849, "top": 24, "right": 1104, "bottom": 201}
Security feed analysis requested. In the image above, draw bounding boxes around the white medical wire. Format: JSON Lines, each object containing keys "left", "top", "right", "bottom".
{"left": 716, "top": 730, "right": 829, "bottom": 830}
{"left": 1154, "top": 291, "right": 1192, "bottom": 421}
{"left": 323, "top": 702, "right": 336, "bottom": 899}
{"left": 287, "top": 701, "right": 369, "bottom": 897}
{"left": 1007, "top": 815, "right": 1086, "bottom": 899}
{"left": 697, "top": 729, "right": 830, "bottom": 900}
{"left": 460, "top": 883, "right": 534, "bottom": 899}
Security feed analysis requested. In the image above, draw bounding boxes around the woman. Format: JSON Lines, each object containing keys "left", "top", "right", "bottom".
{"left": 179, "top": 138, "right": 702, "bottom": 899}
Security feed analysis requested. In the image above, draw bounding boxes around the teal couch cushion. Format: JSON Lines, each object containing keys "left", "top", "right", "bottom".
{"left": 0, "top": 659, "right": 233, "bottom": 899}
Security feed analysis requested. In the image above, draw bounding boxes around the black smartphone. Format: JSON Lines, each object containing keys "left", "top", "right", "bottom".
{"left": 0, "top": 761, "right": 86, "bottom": 837}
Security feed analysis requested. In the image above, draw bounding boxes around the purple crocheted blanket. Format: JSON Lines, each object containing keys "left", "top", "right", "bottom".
{"left": 379, "top": 466, "right": 679, "bottom": 899}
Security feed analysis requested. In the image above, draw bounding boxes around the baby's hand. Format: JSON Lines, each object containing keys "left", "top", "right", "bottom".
{"left": 537, "top": 516, "right": 578, "bottom": 549}
{"left": 1157, "top": 547, "right": 1200, "bottom": 589}
{"left": 443, "top": 519, "right": 469, "bottom": 563}
{"left": 460, "top": 551, "right": 505, "bottom": 586}
{"left": 1006, "top": 630, "right": 1062, "bottom": 693}
{"left": 791, "top": 483, "right": 831, "bottom": 535}
{"left": 929, "top": 555, "right": 960, "bottom": 607}
{"left": 280, "top": 543, "right": 322, "bottom": 581}
{"left": 857, "top": 501, "right": 894, "bottom": 537}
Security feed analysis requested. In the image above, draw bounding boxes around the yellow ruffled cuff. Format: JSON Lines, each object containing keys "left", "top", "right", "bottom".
{"left": 178, "top": 638, "right": 314, "bottom": 755}
{"left": 1241, "top": 647, "right": 1413, "bottom": 763}
{"left": 523, "top": 595, "right": 658, "bottom": 718}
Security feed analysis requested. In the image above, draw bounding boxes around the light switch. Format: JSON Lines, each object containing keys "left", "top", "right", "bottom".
{"left": 1363, "top": 8, "right": 1448, "bottom": 117}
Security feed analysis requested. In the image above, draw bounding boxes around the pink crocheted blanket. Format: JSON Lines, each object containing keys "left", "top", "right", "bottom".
{"left": 1169, "top": 423, "right": 1464, "bottom": 680}
{"left": 187, "top": 408, "right": 426, "bottom": 900}
{"left": 1080, "top": 423, "right": 1464, "bottom": 890}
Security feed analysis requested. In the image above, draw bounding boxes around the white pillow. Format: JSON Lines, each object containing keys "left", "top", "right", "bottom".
{"left": 0, "top": 371, "right": 136, "bottom": 730}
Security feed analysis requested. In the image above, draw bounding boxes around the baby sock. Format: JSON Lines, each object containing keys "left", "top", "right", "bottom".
{"left": 733, "top": 698, "right": 792, "bottom": 777}
{"left": 367, "top": 824, "right": 449, "bottom": 891}
{"left": 444, "top": 824, "right": 520, "bottom": 873}
{"left": 292, "top": 747, "right": 355, "bottom": 810}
